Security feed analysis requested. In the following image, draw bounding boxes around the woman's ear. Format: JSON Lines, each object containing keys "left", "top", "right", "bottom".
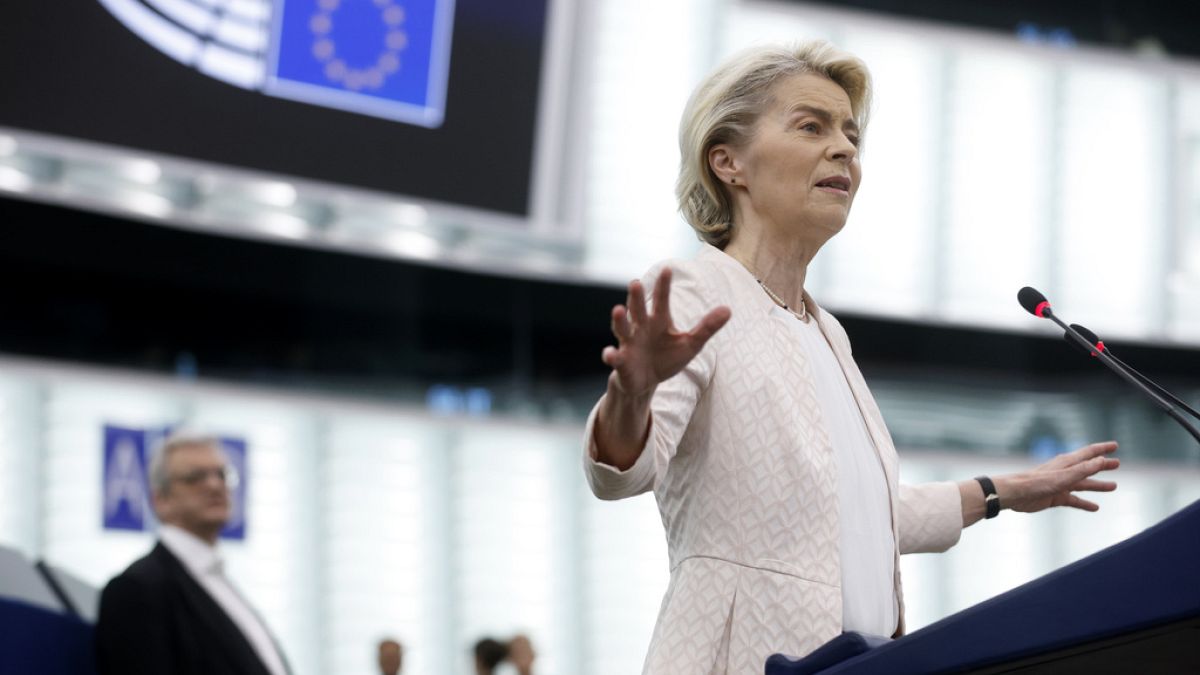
{"left": 708, "top": 144, "right": 740, "bottom": 186}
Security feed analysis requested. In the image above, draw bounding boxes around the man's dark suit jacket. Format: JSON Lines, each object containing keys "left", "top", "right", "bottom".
{"left": 94, "top": 542, "right": 284, "bottom": 675}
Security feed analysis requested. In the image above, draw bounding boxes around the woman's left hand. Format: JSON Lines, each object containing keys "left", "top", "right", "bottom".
{"left": 962, "top": 441, "right": 1120, "bottom": 526}
{"left": 1000, "top": 441, "right": 1119, "bottom": 513}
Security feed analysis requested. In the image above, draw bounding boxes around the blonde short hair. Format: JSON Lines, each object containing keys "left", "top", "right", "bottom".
{"left": 676, "top": 41, "right": 873, "bottom": 248}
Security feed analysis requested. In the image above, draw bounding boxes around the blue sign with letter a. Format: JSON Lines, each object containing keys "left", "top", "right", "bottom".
{"left": 102, "top": 425, "right": 248, "bottom": 541}
{"left": 267, "top": 0, "right": 456, "bottom": 127}
{"left": 102, "top": 425, "right": 155, "bottom": 533}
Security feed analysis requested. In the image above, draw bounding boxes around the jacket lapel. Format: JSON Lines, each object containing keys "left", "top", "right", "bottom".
{"left": 152, "top": 544, "right": 273, "bottom": 675}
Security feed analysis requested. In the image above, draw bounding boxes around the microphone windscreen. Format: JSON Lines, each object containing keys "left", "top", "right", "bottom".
{"left": 1064, "top": 323, "right": 1099, "bottom": 356}
{"left": 1066, "top": 323, "right": 1112, "bottom": 358}
{"left": 1071, "top": 323, "right": 1101, "bottom": 345}
{"left": 1017, "top": 286, "right": 1049, "bottom": 316}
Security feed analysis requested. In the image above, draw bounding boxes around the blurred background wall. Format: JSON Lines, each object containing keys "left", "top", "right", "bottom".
{"left": 1, "top": 1, "right": 1200, "bottom": 673}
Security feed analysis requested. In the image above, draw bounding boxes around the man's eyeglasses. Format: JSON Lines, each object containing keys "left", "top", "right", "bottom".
{"left": 170, "top": 466, "right": 239, "bottom": 489}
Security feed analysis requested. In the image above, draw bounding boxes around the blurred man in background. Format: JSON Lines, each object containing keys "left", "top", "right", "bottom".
{"left": 507, "top": 634, "right": 536, "bottom": 675}
{"left": 94, "top": 432, "right": 290, "bottom": 675}
{"left": 473, "top": 637, "right": 508, "bottom": 675}
{"left": 378, "top": 637, "right": 403, "bottom": 674}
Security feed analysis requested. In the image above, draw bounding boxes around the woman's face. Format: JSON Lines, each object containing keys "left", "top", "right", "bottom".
{"left": 720, "top": 73, "right": 862, "bottom": 240}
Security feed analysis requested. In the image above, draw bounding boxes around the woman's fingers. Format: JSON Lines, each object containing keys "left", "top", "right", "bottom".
{"left": 627, "top": 280, "right": 648, "bottom": 325}
{"left": 690, "top": 306, "right": 732, "bottom": 346}
{"left": 651, "top": 267, "right": 673, "bottom": 325}
{"left": 603, "top": 268, "right": 728, "bottom": 392}
{"left": 1068, "top": 456, "right": 1120, "bottom": 483}
{"left": 1065, "top": 495, "right": 1100, "bottom": 512}
{"left": 1004, "top": 440, "right": 1120, "bottom": 514}
{"left": 1041, "top": 441, "right": 1115, "bottom": 471}
{"left": 1068, "top": 441, "right": 1119, "bottom": 464}
{"left": 1071, "top": 478, "right": 1118, "bottom": 492}
{"left": 1040, "top": 459, "right": 1118, "bottom": 496}
{"left": 611, "top": 304, "right": 632, "bottom": 340}
{"left": 601, "top": 345, "right": 622, "bottom": 368}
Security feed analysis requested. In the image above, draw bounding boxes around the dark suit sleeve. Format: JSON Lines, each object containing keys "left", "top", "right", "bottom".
{"left": 94, "top": 571, "right": 174, "bottom": 675}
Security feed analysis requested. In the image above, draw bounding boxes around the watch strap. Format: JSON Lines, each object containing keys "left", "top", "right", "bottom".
{"left": 975, "top": 475, "right": 1000, "bottom": 519}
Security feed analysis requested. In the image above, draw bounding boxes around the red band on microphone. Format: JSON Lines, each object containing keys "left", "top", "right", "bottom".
{"left": 1035, "top": 301, "right": 1050, "bottom": 318}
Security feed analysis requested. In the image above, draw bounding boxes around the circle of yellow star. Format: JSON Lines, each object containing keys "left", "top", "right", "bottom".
{"left": 309, "top": 0, "right": 408, "bottom": 92}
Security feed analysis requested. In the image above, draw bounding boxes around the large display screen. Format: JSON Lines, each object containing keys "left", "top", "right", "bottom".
{"left": 0, "top": 0, "right": 550, "bottom": 216}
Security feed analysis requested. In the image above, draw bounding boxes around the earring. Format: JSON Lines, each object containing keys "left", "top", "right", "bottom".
{"left": 730, "top": 177, "right": 737, "bottom": 184}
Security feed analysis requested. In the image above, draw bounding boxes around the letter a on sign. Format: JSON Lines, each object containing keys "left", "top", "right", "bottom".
{"left": 103, "top": 425, "right": 150, "bottom": 531}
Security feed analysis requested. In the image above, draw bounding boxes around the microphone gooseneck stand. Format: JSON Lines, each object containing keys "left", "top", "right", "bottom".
{"left": 1064, "top": 322, "right": 1200, "bottom": 423}
{"left": 1017, "top": 286, "right": 1200, "bottom": 446}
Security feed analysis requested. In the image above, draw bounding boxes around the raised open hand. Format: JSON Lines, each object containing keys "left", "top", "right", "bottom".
{"left": 601, "top": 267, "right": 731, "bottom": 400}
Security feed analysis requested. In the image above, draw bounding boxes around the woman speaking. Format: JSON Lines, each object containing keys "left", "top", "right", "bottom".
{"left": 582, "top": 41, "right": 1120, "bottom": 674}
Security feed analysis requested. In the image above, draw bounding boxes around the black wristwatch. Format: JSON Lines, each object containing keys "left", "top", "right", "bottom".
{"left": 975, "top": 476, "right": 1001, "bottom": 519}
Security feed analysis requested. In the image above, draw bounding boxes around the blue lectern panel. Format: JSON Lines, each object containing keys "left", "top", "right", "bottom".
{"left": 772, "top": 500, "right": 1200, "bottom": 674}
{"left": 0, "top": 598, "right": 96, "bottom": 675}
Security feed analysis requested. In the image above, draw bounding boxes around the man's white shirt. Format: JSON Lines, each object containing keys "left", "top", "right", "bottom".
{"left": 159, "top": 524, "right": 288, "bottom": 675}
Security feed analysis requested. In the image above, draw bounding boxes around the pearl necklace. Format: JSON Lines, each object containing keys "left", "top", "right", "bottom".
{"left": 756, "top": 278, "right": 808, "bottom": 321}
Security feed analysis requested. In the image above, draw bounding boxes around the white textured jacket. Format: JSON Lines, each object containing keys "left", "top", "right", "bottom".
{"left": 584, "top": 244, "right": 964, "bottom": 674}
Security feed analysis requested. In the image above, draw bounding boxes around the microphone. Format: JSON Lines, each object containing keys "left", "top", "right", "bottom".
{"left": 1065, "top": 323, "right": 1106, "bottom": 358}
{"left": 1016, "top": 287, "right": 1117, "bottom": 365}
{"left": 1065, "top": 322, "right": 1200, "bottom": 423}
{"left": 1018, "top": 286, "right": 1200, "bottom": 445}
{"left": 1016, "top": 286, "right": 1052, "bottom": 319}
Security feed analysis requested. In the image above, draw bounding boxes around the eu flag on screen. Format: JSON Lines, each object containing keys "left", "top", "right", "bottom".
{"left": 267, "top": 0, "right": 455, "bottom": 127}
